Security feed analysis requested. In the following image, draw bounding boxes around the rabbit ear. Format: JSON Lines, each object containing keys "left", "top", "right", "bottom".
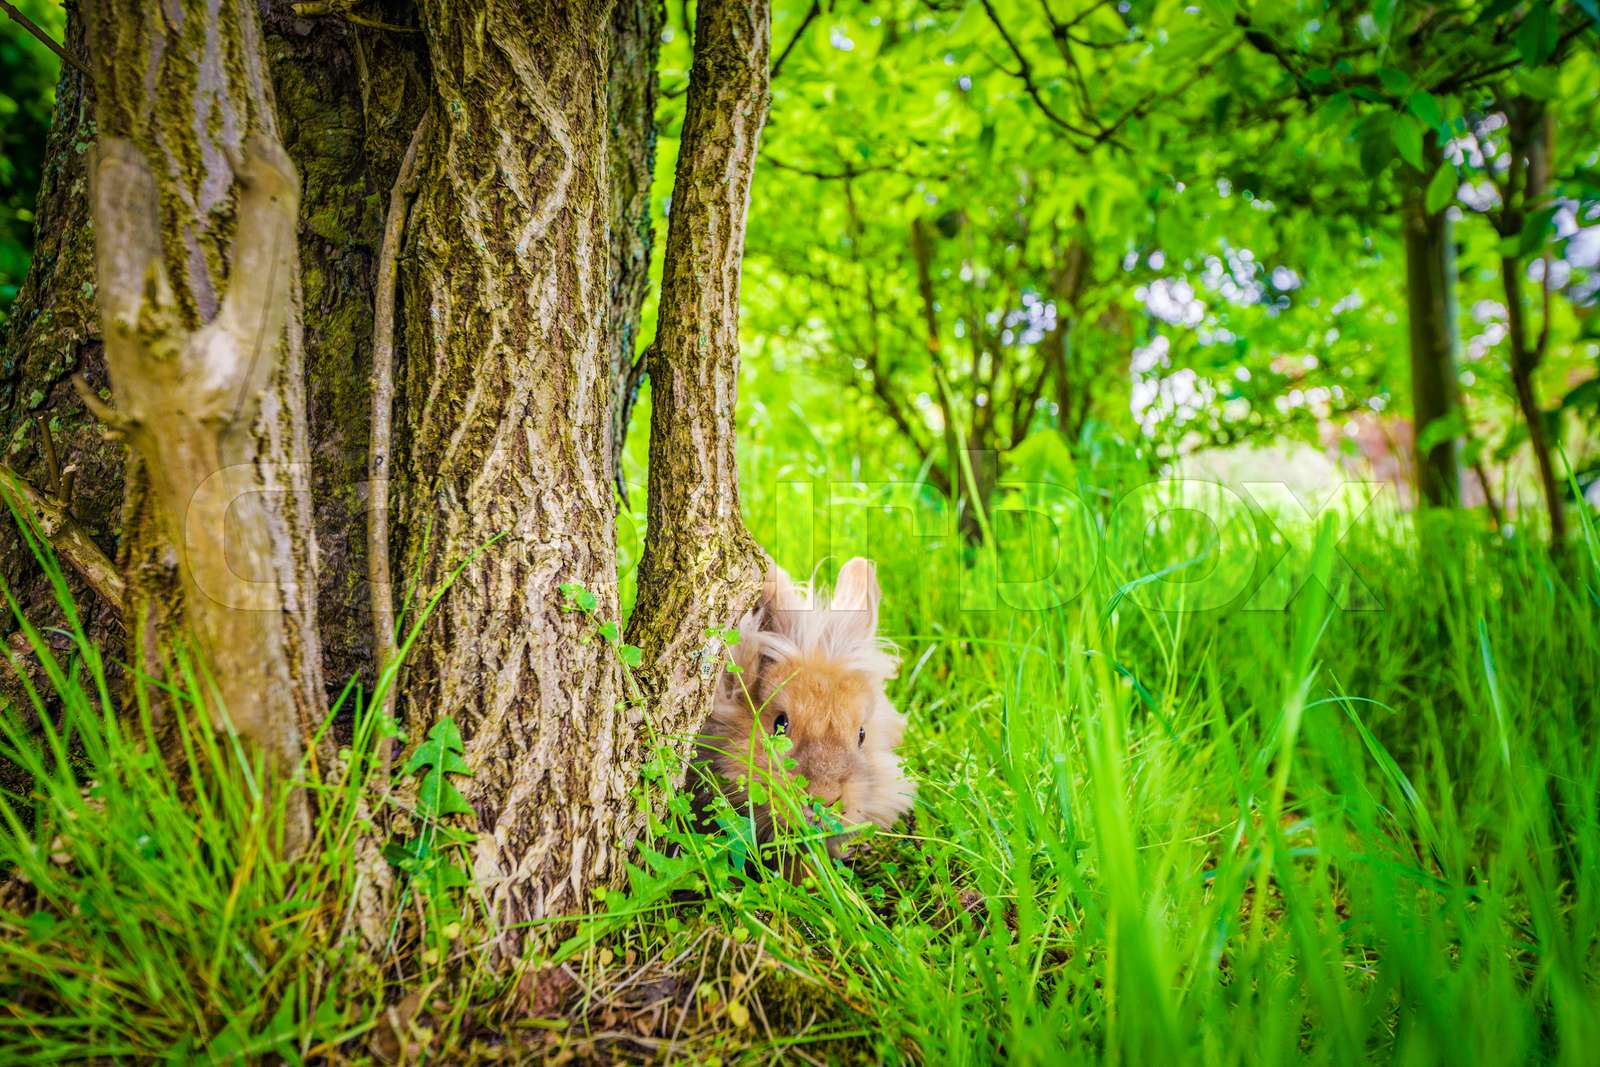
{"left": 830, "top": 557, "right": 880, "bottom": 640}
{"left": 761, "top": 564, "right": 810, "bottom": 618}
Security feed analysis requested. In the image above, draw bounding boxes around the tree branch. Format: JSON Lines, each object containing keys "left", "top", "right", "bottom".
{"left": 369, "top": 109, "right": 431, "bottom": 763}
{"left": 771, "top": 0, "right": 820, "bottom": 80}
{"left": 0, "top": 0, "right": 90, "bottom": 78}
{"left": 613, "top": 343, "right": 651, "bottom": 505}
{"left": 0, "top": 465, "right": 124, "bottom": 609}
{"left": 978, "top": 0, "right": 1100, "bottom": 146}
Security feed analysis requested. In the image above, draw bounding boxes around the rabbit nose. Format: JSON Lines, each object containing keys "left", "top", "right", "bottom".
{"left": 810, "top": 782, "right": 843, "bottom": 806}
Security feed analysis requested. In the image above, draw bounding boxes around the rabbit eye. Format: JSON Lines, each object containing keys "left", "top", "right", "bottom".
{"left": 772, "top": 712, "right": 789, "bottom": 736}
{"left": 858, "top": 726, "right": 866, "bottom": 747}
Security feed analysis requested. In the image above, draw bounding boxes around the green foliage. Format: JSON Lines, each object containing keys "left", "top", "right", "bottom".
{"left": 403, "top": 719, "right": 473, "bottom": 819}
{"left": 559, "top": 578, "right": 643, "bottom": 667}
{"left": 0, "top": 492, "right": 393, "bottom": 1060}
{"left": 0, "top": 0, "right": 64, "bottom": 314}
{"left": 608, "top": 404, "right": 1600, "bottom": 1061}
{"left": 717, "top": 0, "right": 1600, "bottom": 482}
{"left": 2, "top": 0, "right": 1599, "bottom": 1061}
{"left": 385, "top": 719, "right": 475, "bottom": 907}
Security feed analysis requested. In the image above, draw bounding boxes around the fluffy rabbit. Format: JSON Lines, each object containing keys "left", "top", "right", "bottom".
{"left": 696, "top": 557, "right": 915, "bottom": 854}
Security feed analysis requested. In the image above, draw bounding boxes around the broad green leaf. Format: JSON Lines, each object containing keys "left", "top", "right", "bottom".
{"left": 1516, "top": 206, "right": 1556, "bottom": 257}
{"left": 418, "top": 767, "right": 476, "bottom": 818}
{"left": 1515, "top": 2, "right": 1558, "bottom": 66}
{"left": 1406, "top": 91, "right": 1441, "bottom": 129}
{"left": 1356, "top": 112, "right": 1394, "bottom": 177}
{"left": 1493, "top": 421, "right": 1530, "bottom": 463}
{"left": 1425, "top": 161, "right": 1457, "bottom": 214}
{"left": 1378, "top": 68, "right": 1411, "bottom": 95}
{"left": 1391, "top": 113, "right": 1425, "bottom": 170}
{"left": 1416, "top": 408, "right": 1468, "bottom": 451}
{"left": 1513, "top": 68, "right": 1560, "bottom": 100}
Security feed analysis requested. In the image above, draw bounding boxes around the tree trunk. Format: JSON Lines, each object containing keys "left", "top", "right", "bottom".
{"left": 627, "top": 0, "right": 768, "bottom": 753}
{"left": 81, "top": 0, "right": 325, "bottom": 843}
{"left": 397, "top": 0, "right": 630, "bottom": 941}
{"left": 0, "top": 10, "right": 124, "bottom": 690}
{"left": 607, "top": 0, "right": 665, "bottom": 497}
{"left": 1499, "top": 97, "right": 1566, "bottom": 553}
{"left": 265, "top": 4, "right": 429, "bottom": 698}
{"left": 0, "top": 2, "right": 429, "bottom": 707}
{"left": 1402, "top": 134, "right": 1462, "bottom": 509}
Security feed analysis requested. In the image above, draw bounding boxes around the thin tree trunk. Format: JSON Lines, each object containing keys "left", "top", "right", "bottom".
{"left": 399, "top": 0, "right": 628, "bottom": 944}
{"left": 608, "top": 0, "right": 665, "bottom": 499}
{"left": 911, "top": 217, "right": 987, "bottom": 542}
{"left": 81, "top": 0, "right": 325, "bottom": 845}
{"left": 1503, "top": 263, "right": 1566, "bottom": 547}
{"left": 1499, "top": 98, "right": 1566, "bottom": 552}
{"left": 627, "top": 0, "right": 769, "bottom": 748}
{"left": 267, "top": 5, "right": 428, "bottom": 697}
{"left": 1402, "top": 133, "right": 1463, "bottom": 509}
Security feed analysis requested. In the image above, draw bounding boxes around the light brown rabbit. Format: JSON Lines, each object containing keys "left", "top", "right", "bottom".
{"left": 697, "top": 557, "right": 915, "bottom": 854}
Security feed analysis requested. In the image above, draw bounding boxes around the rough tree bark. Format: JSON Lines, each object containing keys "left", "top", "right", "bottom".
{"left": 0, "top": 10, "right": 124, "bottom": 691}
{"left": 607, "top": 0, "right": 665, "bottom": 498}
{"left": 0, "top": 2, "right": 429, "bottom": 707}
{"left": 626, "top": 0, "right": 769, "bottom": 734}
{"left": 81, "top": 0, "right": 324, "bottom": 841}
{"left": 1402, "top": 133, "right": 1463, "bottom": 509}
{"left": 268, "top": 3, "right": 429, "bottom": 697}
{"left": 397, "top": 0, "right": 631, "bottom": 939}
{"left": 12, "top": 0, "right": 764, "bottom": 952}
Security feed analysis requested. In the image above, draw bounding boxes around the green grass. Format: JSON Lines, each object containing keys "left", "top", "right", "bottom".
{"left": 1, "top": 414, "right": 1597, "bottom": 1062}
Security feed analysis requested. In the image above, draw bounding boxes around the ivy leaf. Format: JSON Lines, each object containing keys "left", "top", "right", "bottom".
{"left": 619, "top": 643, "right": 643, "bottom": 668}
{"left": 1515, "top": 2, "right": 1558, "bottom": 67}
{"left": 418, "top": 767, "right": 475, "bottom": 819}
{"left": 1425, "top": 161, "right": 1457, "bottom": 214}
{"left": 1390, "top": 113, "right": 1425, "bottom": 171}
{"left": 403, "top": 719, "right": 475, "bottom": 820}
{"left": 403, "top": 719, "right": 470, "bottom": 777}
{"left": 597, "top": 619, "right": 621, "bottom": 644}
{"left": 558, "top": 581, "right": 598, "bottom": 613}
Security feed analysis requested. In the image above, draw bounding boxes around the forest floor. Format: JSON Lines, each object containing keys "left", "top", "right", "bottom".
{"left": 1, "top": 431, "right": 1597, "bottom": 1063}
